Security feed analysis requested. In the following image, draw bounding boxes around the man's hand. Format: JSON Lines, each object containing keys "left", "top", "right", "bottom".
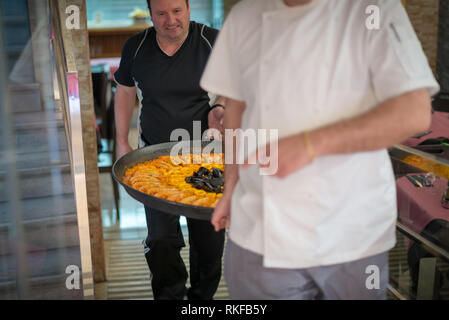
{"left": 116, "top": 140, "right": 133, "bottom": 159}
{"left": 211, "top": 192, "right": 232, "bottom": 232}
{"left": 242, "top": 133, "right": 313, "bottom": 179}
{"left": 207, "top": 106, "right": 225, "bottom": 136}
{"left": 210, "top": 97, "right": 242, "bottom": 231}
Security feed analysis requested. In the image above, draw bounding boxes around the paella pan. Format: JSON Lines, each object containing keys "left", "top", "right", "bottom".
{"left": 112, "top": 140, "right": 224, "bottom": 220}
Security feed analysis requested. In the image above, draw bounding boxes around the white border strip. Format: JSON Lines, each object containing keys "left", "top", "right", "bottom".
{"left": 201, "top": 24, "right": 212, "bottom": 50}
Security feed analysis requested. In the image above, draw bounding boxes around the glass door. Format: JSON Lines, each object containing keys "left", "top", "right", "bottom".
{"left": 0, "top": 0, "right": 93, "bottom": 299}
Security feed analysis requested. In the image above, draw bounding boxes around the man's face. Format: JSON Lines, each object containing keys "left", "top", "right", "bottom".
{"left": 150, "top": 0, "right": 191, "bottom": 42}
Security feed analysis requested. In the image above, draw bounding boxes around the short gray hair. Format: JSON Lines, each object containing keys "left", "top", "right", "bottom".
{"left": 147, "top": 0, "right": 189, "bottom": 15}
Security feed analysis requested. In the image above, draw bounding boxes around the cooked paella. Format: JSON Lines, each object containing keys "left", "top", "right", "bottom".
{"left": 123, "top": 153, "right": 224, "bottom": 208}
{"left": 402, "top": 154, "right": 449, "bottom": 180}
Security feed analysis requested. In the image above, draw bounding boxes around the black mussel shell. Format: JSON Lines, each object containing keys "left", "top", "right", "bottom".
{"left": 202, "top": 182, "right": 214, "bottom": 192}
{"left": 185, "top": 167, "right": 224, "bottom": 194}
{"left": 194, "top": 181, "right": 205, "bottom": 189}
{"left": 212, "top": 168, "right": 223, "bottom": 178}
{"left": 209, "top": 177, "right": 223, "bottom": 188}
{"left": 197, "top": 167, "right": 211, "bottom": 177}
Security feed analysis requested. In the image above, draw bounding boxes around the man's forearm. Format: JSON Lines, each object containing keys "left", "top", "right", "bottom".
{"left": 115, "top": 86, "right": 137, "bottom": 144}
{"left": 310, "top": 89, "right": 432, "bottom": 158}
{"left": 223, "top": 99, "right": 245, "bottom": 197}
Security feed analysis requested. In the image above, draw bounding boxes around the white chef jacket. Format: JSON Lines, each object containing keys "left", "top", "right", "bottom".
{"left": 200, "top": 0, "right": 440, "bottom": 268}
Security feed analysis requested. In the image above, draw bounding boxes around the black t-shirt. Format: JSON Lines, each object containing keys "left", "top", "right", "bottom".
{"left": 114, "top": 21, "right": 218, "bottom": 146}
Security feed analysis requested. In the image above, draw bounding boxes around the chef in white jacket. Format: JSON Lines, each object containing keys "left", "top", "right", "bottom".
{"left": 200, "top": 0, "right": 439, "bottom": 299}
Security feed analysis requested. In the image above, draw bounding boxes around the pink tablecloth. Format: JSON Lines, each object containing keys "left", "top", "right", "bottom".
{"left": 396, "top": 175, "right": 448, "bottom": 235}
{"left": 396, "top": 111, "right": 449, "bottom": 237}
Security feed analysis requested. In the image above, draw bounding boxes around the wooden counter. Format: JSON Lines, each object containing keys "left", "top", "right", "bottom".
{"left": 88, "top": 24, "right": 150, "bottom": 59}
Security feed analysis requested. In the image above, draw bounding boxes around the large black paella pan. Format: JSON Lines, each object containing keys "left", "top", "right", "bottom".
{"left": 112, "top": 140, "right": 223, "bottom": 220}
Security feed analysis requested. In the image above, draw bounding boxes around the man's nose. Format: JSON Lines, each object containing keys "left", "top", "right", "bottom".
{"left": 167, "top": 13, "right": 176, "bottom": 25}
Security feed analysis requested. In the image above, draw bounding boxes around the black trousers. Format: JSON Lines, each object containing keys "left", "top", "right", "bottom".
{"left": 143, "top": 206, "right": 225, "bottom": 300}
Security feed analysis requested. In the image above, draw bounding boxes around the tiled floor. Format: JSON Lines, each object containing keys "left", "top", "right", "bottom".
{"left": 104, "top": 239, "right": 229, "bottom": 300}
{"left": 100, "top": 172, "right": 147, "bottom": 231}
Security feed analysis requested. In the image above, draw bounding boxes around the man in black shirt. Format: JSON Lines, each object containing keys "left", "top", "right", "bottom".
{"left": 114, "top": 0, "right": 226, "bottom": 300}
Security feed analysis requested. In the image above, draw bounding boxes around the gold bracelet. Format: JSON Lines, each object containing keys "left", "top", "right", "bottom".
{"left": 303, "top": 131, "right": 315, "bottom": 162}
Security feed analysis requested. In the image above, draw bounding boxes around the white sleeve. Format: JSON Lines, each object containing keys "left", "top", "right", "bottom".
{"left": 368, "top": 0, "right": 439, "bottom": 103}
{"left": 200, "top": 10, "right": 244, "bottom": 101}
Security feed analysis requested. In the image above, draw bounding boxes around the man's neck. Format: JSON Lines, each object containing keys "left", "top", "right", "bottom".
{"left": 156, "top": 31, "right": 189, "bottom": 56}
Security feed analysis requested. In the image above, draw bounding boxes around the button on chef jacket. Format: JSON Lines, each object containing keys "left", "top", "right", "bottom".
{"left": 200, "top": 0, "right": 440, "bottom": 268}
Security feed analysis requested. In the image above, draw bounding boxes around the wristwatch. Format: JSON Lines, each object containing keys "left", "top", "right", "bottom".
{"left": 210, "top": 103, "right": 225, "bottom": 111}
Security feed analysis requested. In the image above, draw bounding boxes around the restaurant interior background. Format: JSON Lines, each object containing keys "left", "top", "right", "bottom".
{"left": 0, "top": 0, "right": 448, "bottom": 300}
